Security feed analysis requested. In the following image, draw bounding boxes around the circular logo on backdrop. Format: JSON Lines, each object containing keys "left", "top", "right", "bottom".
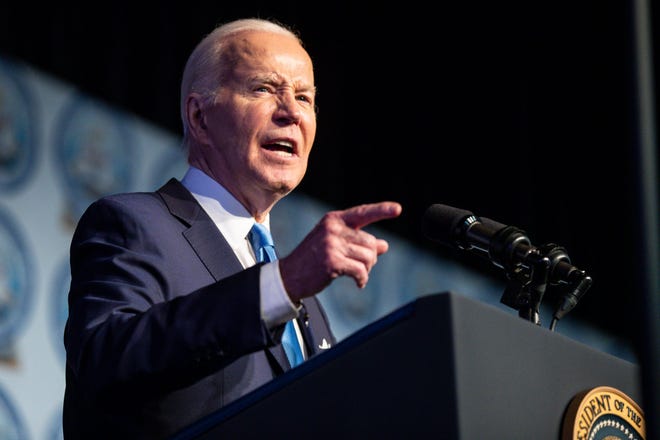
{"left": 54, "top": 93, "right": 135, "bottom": 228}
{"left": 0, "top": 57, "right": 37, "bottom": 193}
{"left": 0, "top": 382, "right": 27, "bottom": 439}
{"left": 0, "top": 205, "right": 33, "bottom": 361}
{"left": 562, "top": 386, "right": 646, "bottom": 440}
{"left": 149, "top": 141, "right": 187, "bottom": 189}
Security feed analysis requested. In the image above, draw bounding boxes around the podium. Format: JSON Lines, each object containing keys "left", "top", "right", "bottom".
{"left": 172, "top": 292, "right": 641, "bottom": 439}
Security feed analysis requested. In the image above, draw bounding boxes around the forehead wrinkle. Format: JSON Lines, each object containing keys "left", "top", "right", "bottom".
{"left": 250, "top": 72, "right": 315, "bottom": 93}
{"left": 218, "top": 32, "right": 315, "bottom": 97}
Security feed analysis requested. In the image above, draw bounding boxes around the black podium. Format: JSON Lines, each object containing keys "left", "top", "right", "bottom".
{"left": 172, "top": 292, "right": 641, "bottom": 439}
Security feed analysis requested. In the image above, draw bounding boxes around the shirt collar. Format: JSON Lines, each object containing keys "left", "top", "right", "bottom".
{"left": 180, "top": 166, "right": 270, "bottom": 249}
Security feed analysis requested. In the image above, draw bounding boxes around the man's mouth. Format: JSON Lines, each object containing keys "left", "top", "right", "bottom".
{"left": 263, "top": 140, "right": 295, "bottom": 156}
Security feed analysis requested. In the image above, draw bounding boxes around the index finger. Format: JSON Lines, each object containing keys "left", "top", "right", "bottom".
{"left": 340, "top": 201, "right": 402, "bottom": 229}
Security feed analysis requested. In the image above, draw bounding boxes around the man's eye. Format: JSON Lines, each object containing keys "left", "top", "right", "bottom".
{"left": 296, "top": 95, "right": 312, "bottom": 104}
{"left": 255, "top": 86, "right": 270, "bottom": 93}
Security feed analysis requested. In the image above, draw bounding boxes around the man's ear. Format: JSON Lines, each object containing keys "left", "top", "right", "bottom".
{"left": 185, "top": 93, "right": 209, "bottom": 143}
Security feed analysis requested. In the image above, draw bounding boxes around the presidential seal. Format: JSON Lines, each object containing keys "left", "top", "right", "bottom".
{"left": 562, "top": 386, "right": 645, "bottom": 440}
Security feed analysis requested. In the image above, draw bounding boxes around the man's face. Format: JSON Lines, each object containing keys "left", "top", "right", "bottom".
{"left": 199, "top": 30, "right": 317, "bottom": 213}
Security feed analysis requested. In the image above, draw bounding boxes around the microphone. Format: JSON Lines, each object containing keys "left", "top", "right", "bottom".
{"left": 421, "top": 204, "right": 532, "bottom": 271}
{"left": 422, "top": 204, "right": 592, "bottom": 328}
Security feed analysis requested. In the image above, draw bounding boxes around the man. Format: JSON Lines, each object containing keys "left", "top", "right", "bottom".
{"left": 63, "top": 17, "right": 402, "bottom": 439}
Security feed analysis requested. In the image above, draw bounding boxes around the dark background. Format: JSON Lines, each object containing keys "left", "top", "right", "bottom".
{"left": 1, "top": 2, "right": 657, "bottom": 352}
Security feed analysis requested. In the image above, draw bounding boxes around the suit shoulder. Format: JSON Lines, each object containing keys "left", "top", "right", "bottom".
{"left": 94, "top": 190, "right": 165, "bottom": 212}
{"left": 93, "top": 177, "right": 184, "bottom": 208}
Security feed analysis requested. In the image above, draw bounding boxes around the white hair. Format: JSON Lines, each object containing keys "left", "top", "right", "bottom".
{"left": 179, "top": 18, "right": 302, "bottom": 149}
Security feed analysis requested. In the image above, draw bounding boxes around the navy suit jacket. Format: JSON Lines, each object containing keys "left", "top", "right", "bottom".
{"left": 63, "top": 178, "right": 336, "bottom": 439}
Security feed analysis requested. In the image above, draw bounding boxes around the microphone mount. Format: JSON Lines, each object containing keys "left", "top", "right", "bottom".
{"left": 421, "top": 204, "right": 593, "bottom": 330}
{"left": 540, "top": 243, "right": 593, "bottom": 330}
{"left": 490, "top": 225, "right": 551, "bottom": 325}
{"left": 496, "top": 237, "right": 593, "bottom": 329}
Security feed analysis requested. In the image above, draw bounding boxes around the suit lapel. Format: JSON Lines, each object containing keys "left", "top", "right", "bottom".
{"left": 266, "top": 343, "right": 290, "bottom": 374}
{"left": 156, "top": 178, "right": 335, "bottom": 372}
{"left": 158, "top": 179, "right": 292, "bottom": 372}
{"left": 184, "top": 221, "right": 241, "bottom": 281}
{"left": 299, "top": 297, "right": 336, "bottom": 357}
{"left": 157, "top": 178, "right": 243, "bottom": 280}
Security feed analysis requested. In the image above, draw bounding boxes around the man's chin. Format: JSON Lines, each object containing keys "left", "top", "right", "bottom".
{"left": 265, "top": 173, "right": 303, "bottom": 195}
{"left": 270, "top": 182, "right": 296, "bottom": 197}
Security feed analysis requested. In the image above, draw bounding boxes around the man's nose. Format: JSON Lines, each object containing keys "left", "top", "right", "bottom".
{"left": 275, "top": 93, "right": 302, "bottom": 124}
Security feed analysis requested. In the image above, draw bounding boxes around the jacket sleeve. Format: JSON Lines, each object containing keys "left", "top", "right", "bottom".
{"left": 64, "top": 195, "right": 275, "bottom": 399}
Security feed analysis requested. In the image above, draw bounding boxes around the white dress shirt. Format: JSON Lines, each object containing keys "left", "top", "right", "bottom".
{"left": 180, "top": 166, "right": 300, "bottom": 328}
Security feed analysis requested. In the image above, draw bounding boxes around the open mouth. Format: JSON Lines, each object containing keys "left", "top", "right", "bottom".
{"left": 263, "top": 140, "right": 295, "bottom": 155}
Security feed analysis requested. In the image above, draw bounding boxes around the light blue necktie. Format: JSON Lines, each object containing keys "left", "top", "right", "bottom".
{"left": 249, "top": 222, "right": 304, "bottom": 367}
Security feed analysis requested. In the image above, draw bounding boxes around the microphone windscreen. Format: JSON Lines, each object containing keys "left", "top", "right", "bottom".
{"left": 422, "top": 204, "right": 474, "bottom": 246}
{"left": 479, "top": 217, "right": 507, "bottom": 233}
